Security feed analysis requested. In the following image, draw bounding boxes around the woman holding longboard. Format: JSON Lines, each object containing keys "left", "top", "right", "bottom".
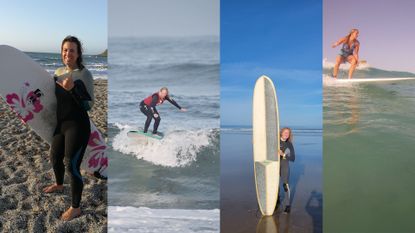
{"left": 278, "top": 127, "right": 296, "bottom": 213}
{"left": 331, "top": 28, "right": 360, "bottom": 79}
{"left": 42, "top": 36, "right": 94, "bottom": 221}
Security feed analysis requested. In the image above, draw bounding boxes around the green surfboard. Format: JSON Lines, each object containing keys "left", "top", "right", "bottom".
{"left": 127, "top": 130, "right": 164, "bottom": 140}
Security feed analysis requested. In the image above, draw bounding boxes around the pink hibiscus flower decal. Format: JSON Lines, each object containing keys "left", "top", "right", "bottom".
{"left": 87, "top": 130, "right": 108, "bottom": 173}
{"left": 5, "top": 82, "right": 43, "bottom": 123}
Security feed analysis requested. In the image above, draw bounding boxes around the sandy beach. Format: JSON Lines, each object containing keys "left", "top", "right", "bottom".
{"left": 0, "top": 80, "right": 107, "bottom": 232}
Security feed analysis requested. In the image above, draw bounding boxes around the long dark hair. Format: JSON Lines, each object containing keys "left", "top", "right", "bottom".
{"left": 61, "top": 35, "right": 85, "bottom": 70}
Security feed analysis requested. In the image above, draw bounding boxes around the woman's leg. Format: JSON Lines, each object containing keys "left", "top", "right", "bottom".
{"left": 152, "top": 114, "right": 161, "bottom": 134}
{"left": 283, "top": 183, "right": 291, "bottom": 207}
{"left": 281, "top": 162, "right": 291, "bottom": 212}
{"left": 347, "top": 55, "right": 358, "bottom": 79}
{"left": 333, "top": 55, "right": 344, "bottom": 78}
{"left": 140, "top": 105, "right": 153, "bottom": 133}
{"left": 43, "top": 133, "right": 65, "bottom": 193}
{"left": 59, "top": 121, "right": 90, "bottom": 221}
{"left": 63, "top": 121, "right": 89, "bottom": 209}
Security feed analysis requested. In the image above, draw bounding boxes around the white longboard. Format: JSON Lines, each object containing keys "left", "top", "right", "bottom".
{"left": 252, "top": 75, "right": 280, "bottom": 216}
{"left": 324, "top": 75, "right": 415, "bottom": 83}
{"left": 336, "top": 77, "right": 415, "bottom": 83}
{"left": 0, "top": 45, "right": 108, "bottom": 178}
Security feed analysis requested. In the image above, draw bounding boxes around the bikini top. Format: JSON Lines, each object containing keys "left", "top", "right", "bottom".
{"left": 341, "top": 41, "right": 358, "bottom": 54}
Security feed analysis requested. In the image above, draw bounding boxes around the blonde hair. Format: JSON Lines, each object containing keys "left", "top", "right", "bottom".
{"left": 345, "top": 28, "right": 359, "bottom": 44}
{"left": 280, "top": 127, "right": 293, "bottom": 143}
{"left": 160, "top": 87, "right": 169, "bottom": 94}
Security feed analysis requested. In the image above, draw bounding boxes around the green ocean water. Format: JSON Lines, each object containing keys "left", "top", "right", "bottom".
{"left": 323, "top": 68, "right": 415, "bottom": 232}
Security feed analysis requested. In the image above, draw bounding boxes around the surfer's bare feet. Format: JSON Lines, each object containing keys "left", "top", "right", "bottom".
{"left": 43, "top": 184, "right": 64, "bottom": 193}
{"left": 60, "top": 207, "right": 81, "bottom": 221}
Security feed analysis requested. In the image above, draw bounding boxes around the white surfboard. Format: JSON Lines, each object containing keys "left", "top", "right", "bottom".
{"left": 325, "top": 75, "right": 415, "bottom": 83}
{"left": 252, "top": 75, "right": 280, "bottom": 216}
{"left": 337, "top": 77, "right": 415, "bottom": 83}
{"left": 0, "top": 45, "right": 108, "bottom": 178}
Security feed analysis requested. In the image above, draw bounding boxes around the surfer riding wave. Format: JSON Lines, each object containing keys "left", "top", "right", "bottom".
{"left": 331, "top": 28, "right": 360, "bottom": 79}
{"left": 139, "top": 87, "right": 187, "bottom": 135}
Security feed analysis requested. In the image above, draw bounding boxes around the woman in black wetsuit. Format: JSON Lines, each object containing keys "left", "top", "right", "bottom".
{"left": 139, "top": 87, "right": 187, "bottom": 135}
{"left": 42, "top": 36, "right": 94, "bottom": 221}
{"left": 278, "top": 127, "right": 295, "bottom": 213}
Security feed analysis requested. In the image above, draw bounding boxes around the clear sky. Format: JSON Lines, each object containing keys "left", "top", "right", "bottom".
{"left": 324, "top": 0, "right": 415, "bottom": 73}
{"left": 109, "top": 0, "right": 219, "bottom": 37}
{"left": 221, "top": 0, "right": 322, "bottom": 128}
{"left": 0, "top": 0, "right": 107, "bottom": 54}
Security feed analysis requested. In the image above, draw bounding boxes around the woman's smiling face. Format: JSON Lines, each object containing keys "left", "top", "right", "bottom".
{"left": 62, "top": 42, "right": 79, "bottom": 68}
{"left": 281, "top": 129, "right": 290, "bottom": 140}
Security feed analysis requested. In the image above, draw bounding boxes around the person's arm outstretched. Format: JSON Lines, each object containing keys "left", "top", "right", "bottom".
{"left": 166, "top": 96, "right": 187, "bottom": 112}
{"left": 331, "top": 37, "right": 346, "bottom": 48}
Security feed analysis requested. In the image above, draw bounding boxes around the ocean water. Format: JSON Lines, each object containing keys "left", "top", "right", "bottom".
{"left": 323, "top": 65, "right": 415, "bottom": 232}
{"left": 109, "top": 206, "right": 219, "bottom": 233}
{"left": 26, "top": 52, "right": 108, "bottom": 79}
{"left": 108, "top": 37, "right": 220, "bottom": 232}
{"left": 221, "top": 127, "right": 322, "bottom": 233}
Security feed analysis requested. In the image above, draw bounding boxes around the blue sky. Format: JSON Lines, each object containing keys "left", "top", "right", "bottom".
{"left": 0, "top": 0, "right": 107, "bottom": 54}
{"left": 221, "top": 0, "right": 322, "bottom": 128}
{"left": 109, "top": 0, "right": 219, "bottom": 37}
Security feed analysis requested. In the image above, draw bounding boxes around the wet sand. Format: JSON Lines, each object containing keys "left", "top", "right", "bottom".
{"left": 0, "top": 80, "right": 107, "bottom": 232}
{"left": 220, "top": 129, "right": 322, "bottom": 233}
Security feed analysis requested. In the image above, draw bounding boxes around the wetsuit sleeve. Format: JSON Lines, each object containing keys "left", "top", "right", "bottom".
{"left": 81, "top": 69, "right": 95, "bottom": 110}
{"left": 149, "top": 95, "right": 159, "bottom": 114}
{"left": 284, "top": 142, "right": 295, "bottom": 162}
{"left": 70, "top": 80, "right": 92, "bottom": 111}
{"left": 165, "top": 96, "right": 182, "bottom": 109}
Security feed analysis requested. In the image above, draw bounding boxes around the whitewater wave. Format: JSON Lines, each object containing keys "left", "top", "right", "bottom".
{"left": 323, "top": 58, "right": 370, "bottom": 70}
{"left": 323, "top": 59, "right": 415, "bottom": 81}
{"left": 112, "top": 123, "right": 217, "bottom": 167}
{"left": 322, "top": 75, "right": 355, "bottom": 87}
{"left": 108, "top": 206, "right": 219, "bottom": 233}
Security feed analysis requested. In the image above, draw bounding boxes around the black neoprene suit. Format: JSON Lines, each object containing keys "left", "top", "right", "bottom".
{"left": 50, "top": 75, "right": 91, "bottom": 208}
{"left": 139, "top": 94, "right": 181, "bottom": 133}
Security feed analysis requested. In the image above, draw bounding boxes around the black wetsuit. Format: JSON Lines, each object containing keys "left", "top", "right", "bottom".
{"left": 50, "top": 73, "right": 92, "bottom": 208}
{"left": 280, "top": 139, "right": 295, "bottom": 207}
{"left": 139, "top": 93, "right": 181, "bottom": 134}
